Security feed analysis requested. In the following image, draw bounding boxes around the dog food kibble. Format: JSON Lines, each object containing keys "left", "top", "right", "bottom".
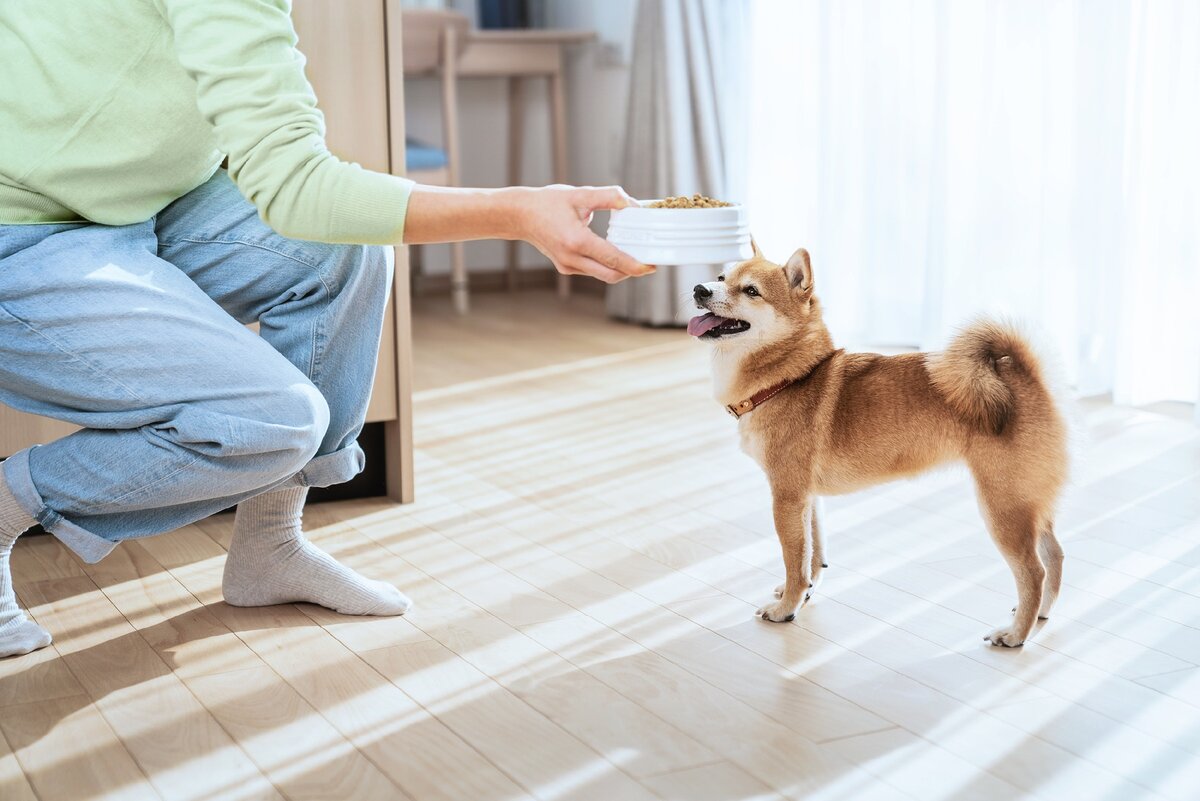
{"left": 648, "top": 194, "right": 733, "bottom": 209}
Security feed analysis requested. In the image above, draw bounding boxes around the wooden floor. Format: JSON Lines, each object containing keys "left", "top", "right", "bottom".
{"left": 4, "top": 290, "right": 1199, "bottom": 801}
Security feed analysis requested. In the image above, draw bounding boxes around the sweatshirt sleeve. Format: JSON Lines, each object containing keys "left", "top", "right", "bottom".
{"left": 154, "top": 0, "right": 413, "bottom": 244}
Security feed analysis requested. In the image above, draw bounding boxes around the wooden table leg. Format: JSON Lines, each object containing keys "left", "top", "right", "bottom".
{"left": 506, "top": 76, "right": 524, "bottom": 292}
{"left": 442, "top": 25, "right": 469, "bottom": 314}
{"left": 549, "top": 68, "right": 571, "bottom": 299}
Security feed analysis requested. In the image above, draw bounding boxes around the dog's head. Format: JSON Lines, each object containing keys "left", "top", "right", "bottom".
{"left": 688, "top": 244, "right": 818, "bottom": 349}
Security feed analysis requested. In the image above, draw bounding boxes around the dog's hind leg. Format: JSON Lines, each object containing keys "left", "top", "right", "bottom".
{"left": 1037, "top": 523, "right": 1064, "bottom": 619}
{"left": 975, "top": 486, "right": 1046, "bottom": 647}
{"left": 760, "top": 492, "right": 813, "bottom": 623}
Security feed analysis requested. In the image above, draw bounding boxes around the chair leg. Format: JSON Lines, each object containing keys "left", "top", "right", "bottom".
{"left": 450, "top": 241, "right": 468, "bottom": 314}
{"left": 441, "top": 25, "right": 466, "bottom": 314}
{"left": 409, "top": 243, "right": 424, "bottom": 297}
{"left": 549, "top": 69, "right": 570, "bottom": 300}
{"left": 506, "top": 76, "right": 524, "bottom": 292}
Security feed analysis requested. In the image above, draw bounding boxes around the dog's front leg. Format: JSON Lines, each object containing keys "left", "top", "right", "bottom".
{"left": 758, "top": 492, "right": 813, "bottom": 623}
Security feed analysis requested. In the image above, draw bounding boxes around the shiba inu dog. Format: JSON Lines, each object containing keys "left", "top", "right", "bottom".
{"left": 690, "top": 245, "right": 1070, "bottom": 646}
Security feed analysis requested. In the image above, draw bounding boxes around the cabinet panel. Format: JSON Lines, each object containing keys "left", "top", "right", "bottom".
{"left": 292, "top": 0, "right": 398, "bottom": 425}
{"left": 0, "top": 408, "right": 77, "bottom": 456}
{"left": 291, "top": 0, "right": 392, "bottom": 173}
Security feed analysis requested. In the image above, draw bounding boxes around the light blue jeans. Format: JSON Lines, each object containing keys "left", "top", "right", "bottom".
{"left": 0, "top": 170, "right": 393, "bottom": 563}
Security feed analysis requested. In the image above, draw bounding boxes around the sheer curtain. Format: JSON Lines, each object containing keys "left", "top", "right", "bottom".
{"left": 744, "top": 0, "right": 1200, "bottom": 410}
{"left": 606, "top": 0, "right": 747, "bottom": 325}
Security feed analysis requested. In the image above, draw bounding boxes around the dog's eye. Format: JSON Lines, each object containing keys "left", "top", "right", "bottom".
{"left": 745, "top": 286, "right": 760, "bottom": 297}
{"left": 717, "top": 275, "right": 725, "bottom": 282}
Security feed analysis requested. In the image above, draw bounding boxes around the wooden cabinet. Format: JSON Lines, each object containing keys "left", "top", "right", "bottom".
{"left": 0, "top": 1, "right": 415, "bottom": 501}
{"left": 293, "top": 0, "right": 415, "bottom": 501}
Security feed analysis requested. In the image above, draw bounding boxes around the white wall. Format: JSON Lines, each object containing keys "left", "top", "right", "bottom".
{"left": 403, "top": 0, "right": 636, "bottom": 275}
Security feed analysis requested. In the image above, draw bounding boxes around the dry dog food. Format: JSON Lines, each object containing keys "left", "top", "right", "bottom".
{"left": 648, "top": 194, "right": 732, "bottom": 209}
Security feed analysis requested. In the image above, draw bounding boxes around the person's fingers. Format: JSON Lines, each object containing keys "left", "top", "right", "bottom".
{"left": 567, "top": 255, "right": 627, "bottom": 284}
{"left": 575, "top": 185, "right": 638, "bottom": 212}
{"left": 578, "top": 230, "right": 655, "bottom": 277}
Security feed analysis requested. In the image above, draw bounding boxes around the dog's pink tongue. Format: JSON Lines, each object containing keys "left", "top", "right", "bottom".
{"left": 688, "top": 312, "right": 727, "bottom": 337}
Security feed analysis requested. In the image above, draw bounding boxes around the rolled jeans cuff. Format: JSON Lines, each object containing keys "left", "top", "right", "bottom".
{"left": 2, "top": 447, "right": 116, "bottom": 564}
{"left": 269, "top": 442, "right": 367, "bottom": 491}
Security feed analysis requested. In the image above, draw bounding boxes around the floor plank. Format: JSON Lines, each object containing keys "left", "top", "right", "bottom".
{"left": 184, "top": 666, "right": 407, "bottom": 801}
{"left": 305, "top": 527, "right": 723, "bottom": 781}
{"left": 0, "top": 696, "right": 160, "bottom": 801}
{"left": 18, "top": 577, "right": 284, "bottom": 801}
{"left": 0, "top": 725, "right": 39, "bottom": 801}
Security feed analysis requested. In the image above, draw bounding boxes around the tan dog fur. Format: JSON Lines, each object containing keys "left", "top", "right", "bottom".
{"left": 693, "top": 246, "right": 1069, "bottom": 646}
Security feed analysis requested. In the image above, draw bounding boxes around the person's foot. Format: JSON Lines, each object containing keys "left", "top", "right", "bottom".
{"left": 0, "top": 616, "right": 53, "bottom": 659}
{"left": 2, "top": 473, "right": 52, "bottom": 659}
{"left": 222, "top": 487, "right": 411, "bottom": 616}
{"left": 223, "top": 538, "right": 411, "bottom": 614}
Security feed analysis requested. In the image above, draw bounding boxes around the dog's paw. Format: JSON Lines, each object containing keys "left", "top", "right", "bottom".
{"left": 984, "top": 626, "right": 1026, "bottom": 648}
{"left": 757, "top": 597, "right": 808, "bottom": 623}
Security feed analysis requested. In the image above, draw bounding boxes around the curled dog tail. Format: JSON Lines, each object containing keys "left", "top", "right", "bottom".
{"left": 925, "top": 318, "right": 1054, "bottom": 436}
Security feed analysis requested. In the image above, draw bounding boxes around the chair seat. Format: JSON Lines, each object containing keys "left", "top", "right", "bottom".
{"left": 406, "top": 138, "right": 448, "bottom": 172}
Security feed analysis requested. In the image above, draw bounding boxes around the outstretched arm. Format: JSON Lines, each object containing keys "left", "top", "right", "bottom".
{"left": 404, "top": 185, "right": 654, "bottom": 284}
{"left": 157, "top": 0, "right": 651, "bottom": 283}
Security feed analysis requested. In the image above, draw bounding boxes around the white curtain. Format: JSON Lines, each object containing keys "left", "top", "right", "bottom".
{"left": 744, "top": 0, "right": 1200, "bottom": 409}
{"left": 606, "top": 0, "right": 747, "bottom": 325}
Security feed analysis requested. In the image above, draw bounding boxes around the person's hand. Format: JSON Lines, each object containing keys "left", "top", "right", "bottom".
{"left": 507, "top": 185, "right": 656, "bottom": 284}
{"left": 403, "top": 183, "right": 656, "bottom": 283}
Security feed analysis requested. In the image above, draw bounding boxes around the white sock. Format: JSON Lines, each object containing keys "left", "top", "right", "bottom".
{"left": 1, "top": 473, "right": 53, "bottom": 658}
{"left": 222, "top": 487, "right": 410, "bottom": 616}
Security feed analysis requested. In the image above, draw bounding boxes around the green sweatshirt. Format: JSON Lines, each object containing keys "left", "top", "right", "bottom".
{"left": 0, "top": 0, "right": 413, "bottom": 244}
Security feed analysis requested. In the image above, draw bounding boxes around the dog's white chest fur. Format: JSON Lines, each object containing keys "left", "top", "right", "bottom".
{"left": 738, "top": 421, "right": 768, "bottom": 467}
{"left": 710, "top": 351, "right": 738, "bottom": 403}
{"left": 711, "top": 352, "right": 768, "bottom": 467}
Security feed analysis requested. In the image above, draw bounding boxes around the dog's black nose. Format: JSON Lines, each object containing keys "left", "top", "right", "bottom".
{"left": 693, "top": 284, "right": 712, "bottom": 302}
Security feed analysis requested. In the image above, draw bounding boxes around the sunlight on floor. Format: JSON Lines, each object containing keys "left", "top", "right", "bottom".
{"left": 6, "top": 291, "right": 1198, "bottom": 801}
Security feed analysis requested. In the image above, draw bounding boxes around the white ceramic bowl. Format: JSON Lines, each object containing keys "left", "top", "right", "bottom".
{"left": 605, "top": 200, "right": 753, "bottom": 265}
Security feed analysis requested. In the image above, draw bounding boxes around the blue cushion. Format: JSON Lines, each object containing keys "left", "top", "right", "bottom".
{"left": 406, "top": 138, "right": 448, "bottom": 171}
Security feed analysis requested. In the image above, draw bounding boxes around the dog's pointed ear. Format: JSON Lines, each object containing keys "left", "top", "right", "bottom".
{"left": 751, "top": 239, "right": 763, "bottom": 259}
{"left": 784, "top": 248, "right": 813, "bottom": 292}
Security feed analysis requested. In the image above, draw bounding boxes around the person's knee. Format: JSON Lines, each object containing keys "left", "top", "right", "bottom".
{"left": 378, "top": 244, "right": 396, "bottom": 285}
{"left": 199, "top": 382, "right": 330, "bottom": 482}
{"left": 322, "top": 243, "right": 392, "bottom": 300}
{"left": 263, "top": 382, "right": 330, "bottom": 476}
{"left": 147, "top": 380, "right": 329, "bottom": 490}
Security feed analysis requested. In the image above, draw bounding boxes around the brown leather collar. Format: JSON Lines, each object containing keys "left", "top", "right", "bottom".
{"left": 726, "top": 379, "right": 794, "bottom": 419}
{"left": 725, "top": 352, "right": 837, "bottom": 419}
